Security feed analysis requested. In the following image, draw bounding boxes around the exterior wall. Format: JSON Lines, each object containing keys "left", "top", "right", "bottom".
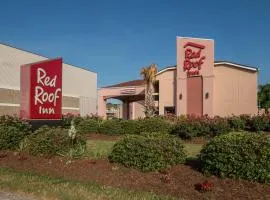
{"left": 0, "top": 44, "right": 97, "bottom": 116}
{"left": 98, "top": 85, "right": 145, "bottom": 118}
{"left": 213, "top": 65, "right": 258, "bottom": 116}
{"left": 131, "top": 100, "right": 145, "bottom": 119}
{"left": 0, "top": 88, "right": 80, "bottom": 115}
{"left": 156, "top": 69, "right": 176, "bottom": 115}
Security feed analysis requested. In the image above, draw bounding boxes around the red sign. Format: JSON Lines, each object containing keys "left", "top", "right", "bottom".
{"left": 183, "top": 42, "right": 206, "bottom": 76}
{"left": 20, "top": 58, "right": 62, "bottom": 120}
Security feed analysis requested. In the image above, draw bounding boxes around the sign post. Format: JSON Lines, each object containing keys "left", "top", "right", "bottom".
{"left": 20, "top": 58, "right": 63, "bottom": 120}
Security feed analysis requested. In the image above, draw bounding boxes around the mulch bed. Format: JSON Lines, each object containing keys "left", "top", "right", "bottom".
{"left": 0, "top": 152, "right": 269, "bottom": 200}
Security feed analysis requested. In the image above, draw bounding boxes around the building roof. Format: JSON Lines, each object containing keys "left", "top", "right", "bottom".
{"left": 214, "top": 61, "right": 259, "bottom": 72}
{"left": 102, "top": 61, "right": 258, "bottom": 88}
{"left": 0, "top": 42, "right": 96, "bottom": 74}
{"left": 156, "top": 65, "right": 176, "bottom": 75}
{"left": 104, "top": 79, "right": 145, "bottom": 88}
{"left": 156, "top": 61, "right": 259, "bottom": 75}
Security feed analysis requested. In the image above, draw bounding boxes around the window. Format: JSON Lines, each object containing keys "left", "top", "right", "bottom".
{"left": 153, "top": 81, "right": 159, "bottom": 93}
{"left": 164, "top": 106, "right": 175, "bottom": 115}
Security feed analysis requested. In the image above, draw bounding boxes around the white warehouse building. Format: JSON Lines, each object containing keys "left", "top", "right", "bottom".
{"left": 0, "top": 43, "right": 97, "bottom": 116}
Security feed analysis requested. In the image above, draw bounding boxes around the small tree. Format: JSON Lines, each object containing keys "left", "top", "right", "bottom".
{"left": 140, "top": 64, "right": 158, "bottom": 117}
{"left": 258, "top": 83, "right": 270, "bottom": 113}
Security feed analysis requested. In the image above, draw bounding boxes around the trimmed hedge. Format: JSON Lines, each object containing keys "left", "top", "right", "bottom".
{"left": 99, "top": 119, "right": 124, "bottom": 135}
{"left": 27, "top": 126, "right": 87, "bottom": 157}
{"left": 138, "top": 117, "right": 173, "bottom": 134}
{"left": 120, "top": 120, "right": 140, "bottom": 135}
{"left": 77, "top": 119, "right": 99, "bottom": 134}
{"left": 172, "top": 116, "right": 231, "bottom": 139}
{"left": 109, "top": 134, "right": 187, "bottom": 171}
{"left": 200, "top": 132, "right": 270, "bottom": 183}
{"left": 98, "top": 118, "right": 173, "bottom": 135}
{"left": 0, "top": 115, "right": 31, "bottom": 150}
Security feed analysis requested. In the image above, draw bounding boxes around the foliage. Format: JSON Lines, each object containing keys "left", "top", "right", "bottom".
{"left": 27, "top": 126, "right": 86, "bottom": 157}
{"left": 61, "top": 113, "right": 84, "bottom": 128}
{"left": 258, "top": 83, "right": 270, "bottom": 112}
{"left": 172, "top": 120, "right": 208, "bottom": 139}
{"left": 0, "top": 115, "right": 31, "bottom": 134}
{"left": 172, "top": 115, "right": 231, "bottom": 139}
{"left": 77, "top": 119, "right": 100, "bottom": 134}
{"left": 0, "top": 115, "right": 31, "bottom": 150}
{"left": 201, "top": 132, "right": 270, "bottom": 183}
{"left": 248, "top": 114, "right": 270, "bottom": 132}
{"left": 0, "top": 126, "right": 25, "bottom": 150}
{"left": 99, "top": 119, "right": 124, "bottom": 135}
{"left": 109, "top": 134, "right": 187, "bottom": 171}
{"left": 62, "top": 113, "right": 102, "bottom": 129}
{"left": 227, "top": 116, "right": 245, "bottom": 131}
{"left": 208, "top": 117, "right": 231, "bottom": 136}
{"left": 120, "top": 120, "right": 140, "bottom": 135}
{"left": 138, "top": 117, "right": 173, "bottom": 134}
{"left": 140, "top": 64, "right": 158, "bottom": 117}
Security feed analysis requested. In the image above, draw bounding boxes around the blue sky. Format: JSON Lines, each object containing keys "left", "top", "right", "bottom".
{"left": 0, "top": 0, "right": 269, "bottom": 87}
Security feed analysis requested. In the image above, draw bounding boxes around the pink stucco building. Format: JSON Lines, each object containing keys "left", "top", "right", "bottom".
{"left": 98, "top": 37, "right": 259, "bottom": 119}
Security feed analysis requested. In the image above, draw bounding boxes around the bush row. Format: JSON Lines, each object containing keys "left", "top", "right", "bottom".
{"left": 62, "top": 114, "right": 270, "bottom": 138}
{"left": 171, "top": 115, "right": 270, "bottom": 139}
{"left": 74, "top": 117, "right": 173, "bottom": 135}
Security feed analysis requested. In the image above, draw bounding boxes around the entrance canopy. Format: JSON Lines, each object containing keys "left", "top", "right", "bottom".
{"left": 98, "top": 80, "right": 145, "bottom": 119}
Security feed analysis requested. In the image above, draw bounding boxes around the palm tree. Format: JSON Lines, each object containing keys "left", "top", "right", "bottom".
{"left": 140, "top": 64, "right": 158, "bottom": 117}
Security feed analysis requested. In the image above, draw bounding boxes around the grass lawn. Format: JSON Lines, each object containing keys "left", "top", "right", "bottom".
{"left": 183, "top": 143, "right": 203, "bottom": 158}
{"left": 0, "top": 168, "right": 176, "bottom": 200}
{"left": 85, "top": 140, "right": 116, "bottom": 159}
{"left": 85, "top": 139, "right": 203, "bottom": 159}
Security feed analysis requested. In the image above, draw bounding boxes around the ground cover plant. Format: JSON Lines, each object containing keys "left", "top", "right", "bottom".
{"left": 200, "top": 132, "right": 270, "bottom": 183}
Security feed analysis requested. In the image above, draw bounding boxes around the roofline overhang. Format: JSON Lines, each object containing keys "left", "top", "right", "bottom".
{"left": 155, "top": 61, "right": 259, "bottom": 76}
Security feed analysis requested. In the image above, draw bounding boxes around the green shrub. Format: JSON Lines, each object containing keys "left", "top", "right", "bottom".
{"left": 61, "top": 114, "right": 84, "bottom": 128}
{"left": 0, "top": 126, "right": 25, "bottom": 150}
{"left": 172, "top": 120, "right": 211, "bottom": 139}
{"left": 227, "top": 116, "right": 245, "bottom": 131}
{"left": 0, "top": 115, "right": 31, "bottom": 134}
{"left": 27, "top": 126, "right": 87, "bottom": 157}
{"left": 0, "top": 115, "right": 31, "bottom": 150}
{"left": 109, "top": 134, "right": 187, "bottom": 171}
{"left": 201, "top": 132, "right": 270, "bottom": 183}
{"left": 249, "top": 115, "right": 269, "bottom": 132}
{"left": 99, "top": 119, "right": 124, "bottom": 135}
{"left": 120, "top": 120, "right": 140, "bottom": 135}
{"left": 139, "top": 117, "right": 173, "bottom": 134}
{"left": 209, "top": 117, "right": 231, "bottom": 136}
{"left": 77, "top": 119, "right": 99, "bottom": 134}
